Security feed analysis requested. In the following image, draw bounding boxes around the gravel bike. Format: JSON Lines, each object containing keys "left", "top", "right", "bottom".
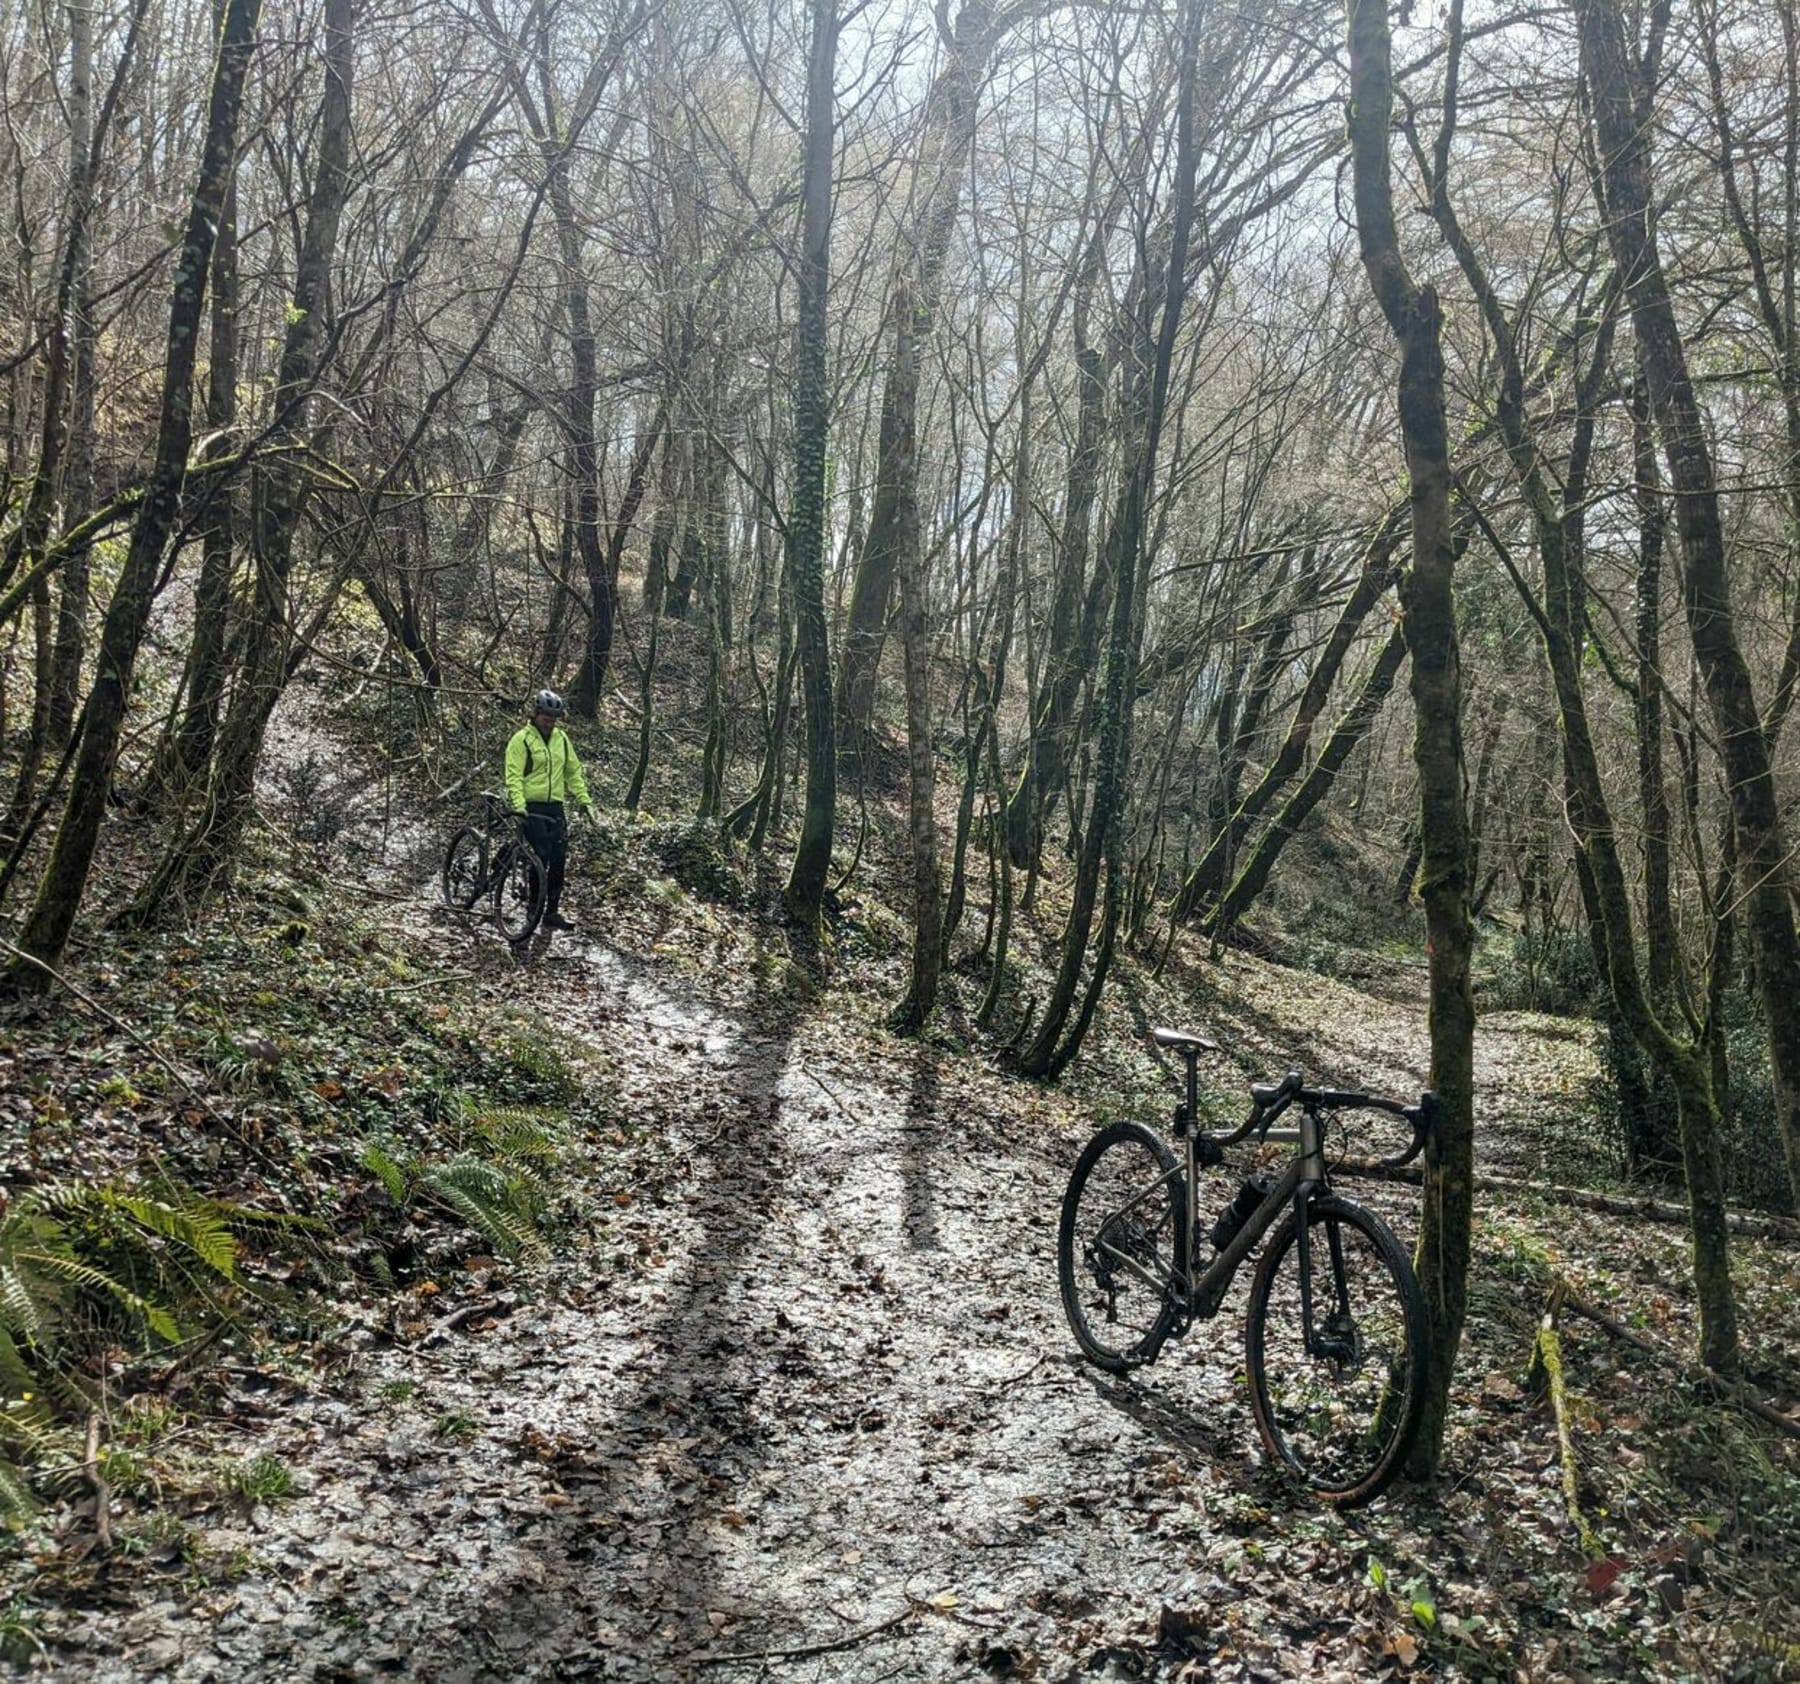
{"left": 440, "top": 792, "right": 548, "bottom": 944}
{"left": 1057, "top": 1026, "right": 1434, "bottom": 1505}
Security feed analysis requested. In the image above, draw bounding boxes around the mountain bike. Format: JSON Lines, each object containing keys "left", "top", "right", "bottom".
{"left": 1057, "top": 1026, "right": 1435, "bottom": 1506}
{"left": 440, "top": 793, "right": 548, "bottom": 944}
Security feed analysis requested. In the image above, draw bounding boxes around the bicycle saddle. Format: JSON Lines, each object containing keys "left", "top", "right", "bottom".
{"left": 1151, "top": 1026, "right": 1216, "bottom": 1056}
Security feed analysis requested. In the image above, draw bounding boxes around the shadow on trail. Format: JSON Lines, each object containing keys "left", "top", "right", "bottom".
{"left": 403, "top": 919, "right": 826, "bottom": 1680}
{"left": 1083, "top": 1366, "right": 1264, "bottom": 1499}
{"left": 903, "top": 1044, "right": 945, "bottom": 1252}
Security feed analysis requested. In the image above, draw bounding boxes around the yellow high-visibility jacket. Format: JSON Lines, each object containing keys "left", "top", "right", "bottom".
{"left": 505, "top": 723, "right": 594, "bottom": 814}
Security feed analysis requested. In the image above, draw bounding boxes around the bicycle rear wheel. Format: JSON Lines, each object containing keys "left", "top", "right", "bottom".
{"left": 491, "top": 844, "right": 547, "bottom": 943}
{"left": 1058, "top": 1121, "right": 1186, "bottom": 1372}
{"left": 442, "top": 827, "right": 486, "bottom": 909}
{"left": 1244, "top": 1193, "right": 1426, "bottom": 1505}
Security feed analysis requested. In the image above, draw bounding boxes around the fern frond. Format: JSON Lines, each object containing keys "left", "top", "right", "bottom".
{"left": 0, "top": 1327, "right": 41, "bottom": 1409}
{"left": 361, "top": 1139, "right": 411, "bottom": 1206}
{"left": 0, "top": 1264, "right": 54, "bottom": 1347}
{"left": 100, "top": 1191, "right": 238, "bottom": 1281}
{"left": 11, "top": 1250, "right": 180, "bottom": 1343}
{"left": 420, "top": 1157, "right": 544, "bottom": 1260}
{"left": 474, "top": 1106, "right": 565, "bottom": 1160}
{"left": 0, "top": 1460, "right": 36, "bottom": 1524}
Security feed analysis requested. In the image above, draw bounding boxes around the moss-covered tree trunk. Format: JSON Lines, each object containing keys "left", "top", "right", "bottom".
{"left": 159, "top": 108, "right": 240, "bottom": 796}
{"left": 128, "top": 0, "right": 353, "bottom": 915}
{"left": 1347, "top": 0, "right": 1476, "bottom": 1478}
{"left": 1579, "top": 0, "right": 1800, "bottom": 1210}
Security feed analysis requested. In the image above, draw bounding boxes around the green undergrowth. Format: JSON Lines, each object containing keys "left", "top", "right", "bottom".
{"left": 0, "top": 866, "right": 622, "bottom": 1559}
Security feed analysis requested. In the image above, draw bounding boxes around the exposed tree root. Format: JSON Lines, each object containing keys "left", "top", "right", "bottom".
{"left": 1554, "top": 1278, "right": 1800, "bottom": 1443}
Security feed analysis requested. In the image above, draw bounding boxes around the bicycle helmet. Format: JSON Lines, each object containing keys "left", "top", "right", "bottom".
{"left": 533, "top": 688, "right": 567, "bottom": 717}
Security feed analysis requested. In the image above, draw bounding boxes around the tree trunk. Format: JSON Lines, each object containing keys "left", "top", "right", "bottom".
{"left": 1004, "top": 228, "right": 1111, "bottom": 869}
{"left": 1174, "top": 515, "right": 1400, "bottom": 919}
{"left": 1579, "top": 0, "right": 1800, "bottom": 1209}
{"left": 159, "top": 107, "right": 239, "bottom": 796}
{"left": 47, "top": 0, "right": 98, "bottom": 754}
{"left": 6, "top": 0, "right": 262, "bottom": 985}
{"left": 784, "top": 0, "right": 840, "bottom": 928}
{"left": 837, "top": 2, "right": 1002, "bottom": 736}
{"left": 892, "top": 279, "right": 941, "bottom": 1029}
{"left": 1019, "top": 0, "right": 1203, "bottom": 1078}
{"left": 1208, "top": 624, "right": 1407, "bottom": 937}
{"left": 1348, "top": 0, "right": 1477, "bottom": 1476}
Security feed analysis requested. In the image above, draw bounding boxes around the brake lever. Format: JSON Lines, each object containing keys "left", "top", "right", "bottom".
{"left": 1386, "top": 1090, "right": 1439, "bottom": 1169}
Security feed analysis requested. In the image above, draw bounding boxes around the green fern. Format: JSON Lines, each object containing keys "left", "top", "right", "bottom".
{"left": 0, "top": 1461, "right": 38, "bottom": 1528}
{"left": 419, "top": 1155, "right": 545, "bottom": 1261}
{"left": 473, "top": 1105, "right": 564, "bottom": 1161}
{"left": 361, "top": 1137, "right": 411, "bottom": 1206}
{"left": 32, "top": 1183, "right": 240, "bottom": 1281}
{"left": 0, "top": 1174, "right": 268, "bottom": 1516}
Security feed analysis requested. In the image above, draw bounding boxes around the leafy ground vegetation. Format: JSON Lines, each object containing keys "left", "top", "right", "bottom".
{"left": 0, "top": 683, "right": 1793, "bottom": 1683}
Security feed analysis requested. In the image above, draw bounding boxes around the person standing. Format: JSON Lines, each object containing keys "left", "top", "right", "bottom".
{"left": 504, "top": 689, "right": 594, "bottom": 932}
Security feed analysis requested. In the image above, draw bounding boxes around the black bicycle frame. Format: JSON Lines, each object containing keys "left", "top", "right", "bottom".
{"left": 1093, "top": 1102, "right": 1338, "bottom": 1350}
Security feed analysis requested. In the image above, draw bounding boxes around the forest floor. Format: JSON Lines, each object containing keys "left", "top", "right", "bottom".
{"left": 3, "top": 694, "right": 1799, "bottom": 1682}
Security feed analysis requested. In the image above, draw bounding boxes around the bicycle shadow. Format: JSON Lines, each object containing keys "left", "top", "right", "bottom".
{"left": 1080, "top": 1364, "right": 1275, "bottom": 1503}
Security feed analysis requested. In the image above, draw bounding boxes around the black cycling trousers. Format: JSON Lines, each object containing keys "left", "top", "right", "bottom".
{"left": 523, "top": 801, "right": 567, "bottom": 910}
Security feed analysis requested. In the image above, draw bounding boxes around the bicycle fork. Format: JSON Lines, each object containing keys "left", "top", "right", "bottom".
{"left": 1284, "top": 1108, "right": 1354, "bottom": 1363}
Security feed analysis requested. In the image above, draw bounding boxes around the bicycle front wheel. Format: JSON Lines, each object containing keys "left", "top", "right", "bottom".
{"left": 1245, "top": 1193, "right": 1427, "bottom": 1506}
{"left": 1058, "top": 1121, "right": 1186, "bottom": 1372}
{"left": 492, "top": 844, "right": 547, "bottom": 943}
{"left": 442, "top": 827, "right": 487, "bottom": 909}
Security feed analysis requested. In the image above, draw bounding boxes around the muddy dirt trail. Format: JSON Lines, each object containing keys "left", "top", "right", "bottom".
{"left": 52, "top": 881, "right": 1435, "bottom": 1684}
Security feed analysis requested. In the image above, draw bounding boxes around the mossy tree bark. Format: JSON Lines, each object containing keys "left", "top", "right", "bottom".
{"left": 1578, "top": 0, "right": 1800, "bottom": 1212}
{"left": 1420, "top": 0, "right": 1738, "bottom": 1365}
{"left": 129, "top": 0, "right": 355, "bottom": 917}
{"left": 158, "top": 85, "right": 240, "bottom": 797}
{"left": 1347, "top": 0, "right": 1477, "bottom": 1476}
